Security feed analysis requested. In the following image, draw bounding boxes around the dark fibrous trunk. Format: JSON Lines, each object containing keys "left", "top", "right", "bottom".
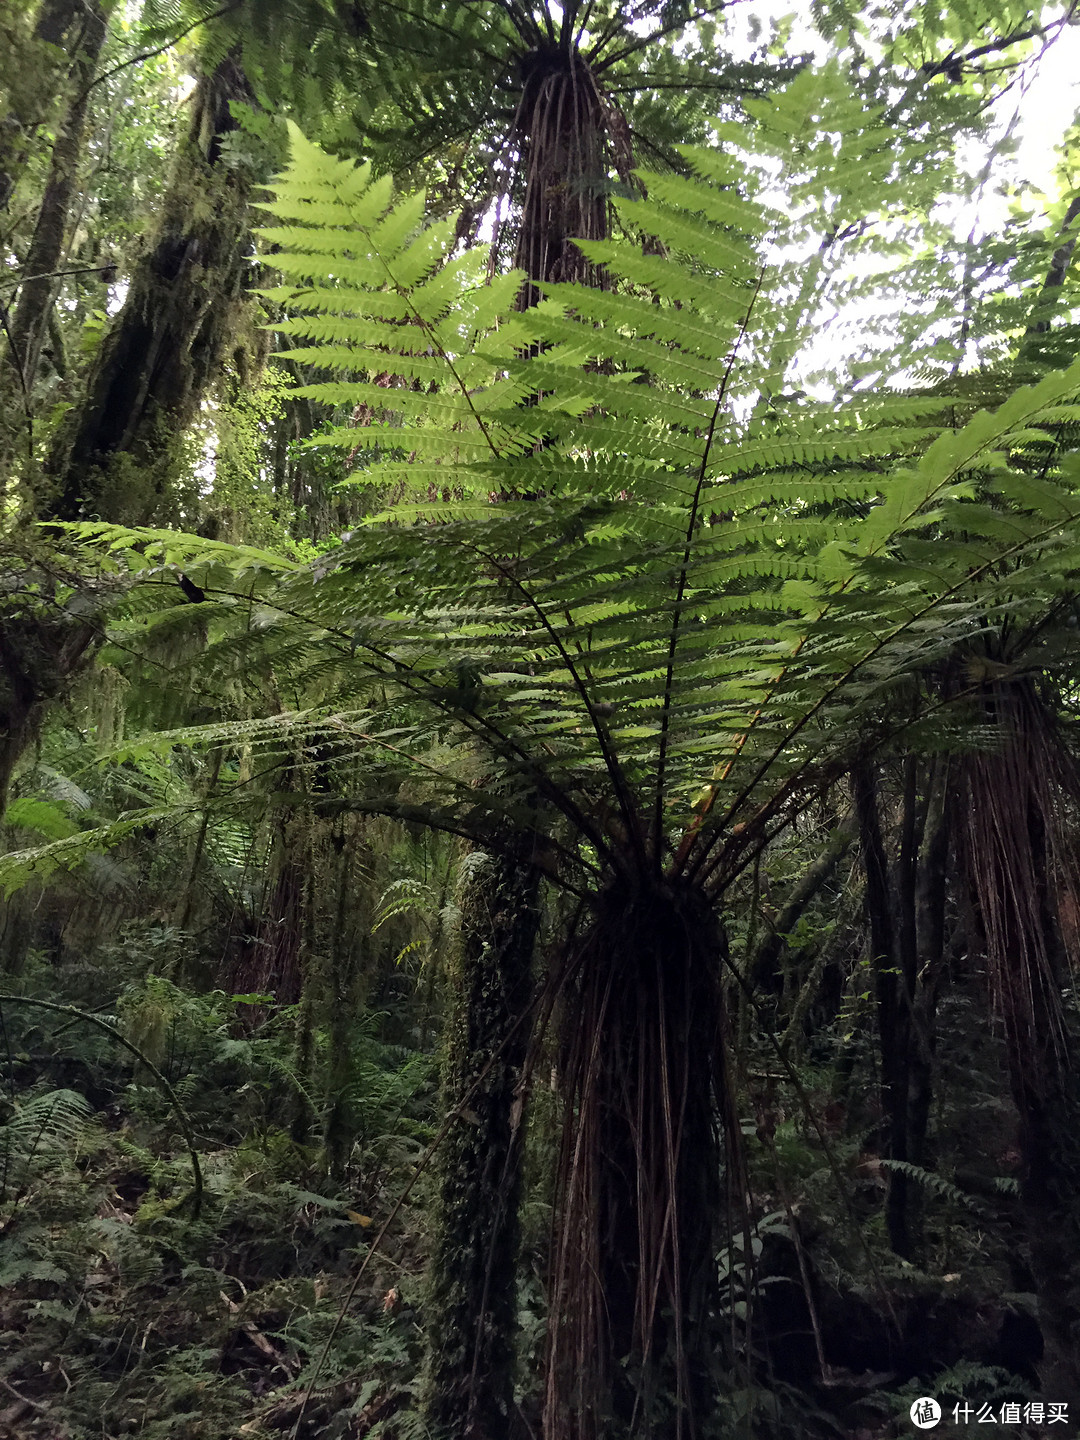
{"left": 44, "top": 50, "right": 255, "bottom": 523}
{"left": 545, "top": 873, "right": 732, "bottom": 1440}
{"left": 421, "top": 850, "right": 539, "bottom": 1440}
{"left": 906, "top": 765, "right": 950, "bottom": 1181}
{"left": 511, "top": 48, "right": 628, "bottom": 308}
{"left": 960, "top": 682, "right": 1080, "bottom": 1403}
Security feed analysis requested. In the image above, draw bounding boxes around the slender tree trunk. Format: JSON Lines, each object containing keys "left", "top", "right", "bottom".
{"left": 854, "top": 762, "right": 916, "bottom": 1257}
{"left": 324, "top": 820, "right": 368, "bottom": 1177}
{"left": 421, "top": 848, "right": 539, "bottom": 1440}
{"left": 1, "top": 0, "right": 106, "bottom": 481}
{"left": 43, "top": 48, "right": 255, "bottom": 522}
{"left": 5, "top": 2, "right": 106, "bottom": 390}
{"left": 0, "top": 0, "right": 85, "bottom": 211}
{"left": 1023, "top": 193, "right": 1080, "bottom": 342}
{"left": 906, "top": 765, "right": 950, "bottom": 1174}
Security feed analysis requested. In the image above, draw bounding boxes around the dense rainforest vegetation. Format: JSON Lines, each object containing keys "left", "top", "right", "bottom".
{"left": 4, "top": 0, "right": 1080, "bottom": 1437}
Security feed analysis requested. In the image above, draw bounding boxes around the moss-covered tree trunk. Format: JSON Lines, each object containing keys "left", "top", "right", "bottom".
{"left": 0, "top": 583, "right": 98, "bottom": 820}
{"left": 1, "top": 0, "right": 107, "bottom": 477}
{"left": 421, "top": 849, "right": 539, "bottom": 1440}
{"left": 44, "top": 48, "right": 255, "bottom": 523}
{"left": 0, "top": 0, "right": 86, "bottom": 211}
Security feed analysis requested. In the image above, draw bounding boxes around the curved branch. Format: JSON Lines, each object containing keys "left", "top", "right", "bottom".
{"left": 0, "top": 993, "right": 203, "bottom": 1217}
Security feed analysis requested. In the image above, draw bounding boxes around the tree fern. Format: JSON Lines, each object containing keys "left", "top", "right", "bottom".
{"left": 37, "top": 58, "right": 1080, "bottom": 916}
{"left": 31, "top": 64, "right": 1080, "bottom": 1439}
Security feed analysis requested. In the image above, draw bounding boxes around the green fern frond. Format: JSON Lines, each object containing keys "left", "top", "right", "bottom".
{"left": 1, "top": 1089, "right": 93, "bottom": 1208}
{"left": 65, "top": 67, "right": 1080, "bottom": 903}
{"left": 877, "top": 1158, "right": 982, "bottom": 1212}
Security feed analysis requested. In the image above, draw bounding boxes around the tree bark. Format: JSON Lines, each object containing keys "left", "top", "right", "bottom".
{"left": 546, "top": 874, "right": 729, "bottom": 1440}
{"left": 44, "top": 48, "right": 255, "bottom": 523}
{"left": 1023, "top": 193, "right": 1080, "bottom": 341}
{"left": 421, "top": 849, "right": 539, "bottom": 1440}
{"left": 0, "top": 0, "right": 85, "bottom": 211}
{"left": 854, "top": 762, "right": 915, "bottom": 1257}
{"left": 960, "top": 684, "right": 1080, "bottom": 1404}
{"left": 1, "top": 0, "right": 107, "bottom": 473}
{"left": 0, "top": 594, "right": 97, "bottom": 820}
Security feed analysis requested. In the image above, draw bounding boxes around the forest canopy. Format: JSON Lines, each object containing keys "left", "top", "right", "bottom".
{"left": 3, "top": 2, "right": 1080, "bottom": 1439}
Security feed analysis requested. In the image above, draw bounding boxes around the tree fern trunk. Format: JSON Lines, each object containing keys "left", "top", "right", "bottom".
{"left": 546, "top": 874, "right": 730, "bottom": 1440}
{"left": 421, "top": 848, "right": 539, "bottom": 1440}
{"left": 960, "top": 684, "right": 1080, "bottom": 1404}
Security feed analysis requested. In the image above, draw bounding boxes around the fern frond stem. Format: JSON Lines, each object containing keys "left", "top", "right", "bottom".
{"left": 325, "top": 648, "right": 611, "bottom": 860}
{"left": 0, "top": 994, "right": 203, "bottom": 1217}
{"left": 671, "top": 714, "right": 760, "bottom": 878}
{"left": 692, "top": 468, "right": 1080, "bottom": 888}
{"left": 581, "top": 3, "right": 640, "bottom": 66}
{"left": 82, "top": 2, "right": 242, "bottom": 101}
{"left": 590, "top": 3, "right": 730, "bottom": 71}
{"left": 652, "top": 265, "right": 767, "bottom": 862}
{"left": 318, "top": 722, "right": 600, "bottom": 892}
{"left": 190, "top": 582, "right": 609, "bottom": 858}
{"left": 380, "top": 1, "right": 510, "bottom": 66}
{"left": 463, "top": 539, "right": 640, "bottom": 867}
{"left": 563, "top": 0, "right": 587, "bottom": 45}
{"left": 575, "top": 0, "right": 603, "bottom": 43}
{"left": 504, "top": 0, "right": 547, "bottom": 45}
{"left": 708, "top": 651, "right": 1052, "bottom": 898}
{"left": 334, "top": 199, "right": 506, "bottom": 464}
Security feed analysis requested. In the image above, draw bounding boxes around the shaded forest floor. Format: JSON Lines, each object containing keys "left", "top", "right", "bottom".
{"left": 0, "top": 939, "right": 1063, "bottom": 1440}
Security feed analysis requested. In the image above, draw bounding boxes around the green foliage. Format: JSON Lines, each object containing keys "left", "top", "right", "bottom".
{"left": 0, "top": 1087, "right": 93, "bottom": 1222}
{"left": 0, "top": 958, "right": 433, "bottom": 1439}
{"left": 7, "top": 12, "right": 1080, "bottom": 1434}
{"left": 61, "top": 74, "right": 1080, "bottom": 899}
{"left": 877, "top": 1157, "right": 982, "bottom": 1213}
